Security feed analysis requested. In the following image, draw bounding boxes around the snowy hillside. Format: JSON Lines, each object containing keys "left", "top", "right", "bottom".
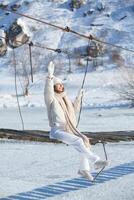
{"left": 0, "top": 0, "right": 134, "bottom": 109}
{"left": 0, "top": 0, "right": 134, "bottom": 107}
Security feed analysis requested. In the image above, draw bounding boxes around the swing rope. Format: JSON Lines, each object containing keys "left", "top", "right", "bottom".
{"left": 93, "top": 141, "right": 108, "bottom": 181}
{"left": 76, "top": 50, "right": 108, "bottom": 182}
{"left": 12, "top": 48, "right": 25, "bottom": 130}
{"left": 28, "top": 42, "right": 34, "bottom": 83}
{"left": 76, "top": 58, "right": 89, "bottom": 128}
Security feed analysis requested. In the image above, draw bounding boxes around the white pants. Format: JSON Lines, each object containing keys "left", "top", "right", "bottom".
{"left": 50, "top": 128, "right": 100, "bottom": 171}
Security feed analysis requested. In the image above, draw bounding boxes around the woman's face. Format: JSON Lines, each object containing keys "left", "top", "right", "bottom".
{"left": 54, "top": 83, "right": 64, "bottom": 93}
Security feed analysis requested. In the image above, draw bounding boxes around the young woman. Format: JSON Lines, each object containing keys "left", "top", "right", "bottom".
{"left": 44, "top": 61, "right": 108, "bottom": 181}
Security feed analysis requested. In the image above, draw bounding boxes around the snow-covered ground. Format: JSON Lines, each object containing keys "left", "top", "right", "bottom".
{"left": 0, "top": 139, "right": 134, "bottom": 199}
{"left": 0, "top": 69, "right": 134, "bottom": 132}
{"left": 0, "top": 69, "right": 133, "bottom": 108}
{"left": 0, "top": 1, "right": 134, "bottom": 200}
{"left": 0, "top": 0, "right": 134, "bottom": 110}
{"left": 0, "top": 106, "right": 134, "bottom": 132}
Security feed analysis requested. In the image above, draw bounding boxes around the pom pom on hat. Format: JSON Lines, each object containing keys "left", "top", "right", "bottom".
{"left": 53, "top": 77, "right": 63, "bottom": 85}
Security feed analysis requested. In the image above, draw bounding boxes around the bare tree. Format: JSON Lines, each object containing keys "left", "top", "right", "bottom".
{"left": 115, "top": 67, "right": 134, "bottom": 106}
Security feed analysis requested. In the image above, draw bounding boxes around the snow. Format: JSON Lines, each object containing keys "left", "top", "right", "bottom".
{"left": 17, "top": 18, "right": 31, "bottom": 37}
{"left": 0, "top": 1, "right": 134, "bottom": 200}
{"left": 0, "top": 69, "right": 133, "bottom": 109}
{"left": 0, "top": 140, "right": 134, "bottom": 199}
{"left": 0, "top": 28, "right": 5, "bottom": 37}
{"left": 0, "top": 68, "right": 134, "bottom": 132}
{"left": 0, "top": 106, "right": 134, "bottom": 132}
{"left": 0, "top": 0, "right": 134, "bottom": 110}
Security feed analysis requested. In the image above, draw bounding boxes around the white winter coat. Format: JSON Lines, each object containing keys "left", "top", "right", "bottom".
{"left": 44, "top": 76, "right": 82, "bottom": 131}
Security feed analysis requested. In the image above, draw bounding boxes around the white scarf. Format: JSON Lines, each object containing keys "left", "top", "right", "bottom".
{"left": 55, "top": 92, "right": 91, "bottom": 148}
{"left": 55, "top": 91, "right": 90, "bottom": 148}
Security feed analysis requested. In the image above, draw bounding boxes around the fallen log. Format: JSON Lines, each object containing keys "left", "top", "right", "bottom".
{"left": 0, "top": 129, "right": 134, "bottom": 144}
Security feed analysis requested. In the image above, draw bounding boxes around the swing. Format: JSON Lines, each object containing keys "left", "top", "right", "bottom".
{"left": 11, "top": 26, "right": 108, "bottom": 181}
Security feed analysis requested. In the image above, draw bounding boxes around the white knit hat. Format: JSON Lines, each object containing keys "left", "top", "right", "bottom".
{"left": 53, "top": 77, "right": 63, "bottom": 85}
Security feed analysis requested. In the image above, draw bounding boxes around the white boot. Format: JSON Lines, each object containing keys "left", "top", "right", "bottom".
{"left": 78, "top": 170, "right": 94, "bottom": 181}
{"left": 94, "top": 160, "right": 108, "bottom": 170}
